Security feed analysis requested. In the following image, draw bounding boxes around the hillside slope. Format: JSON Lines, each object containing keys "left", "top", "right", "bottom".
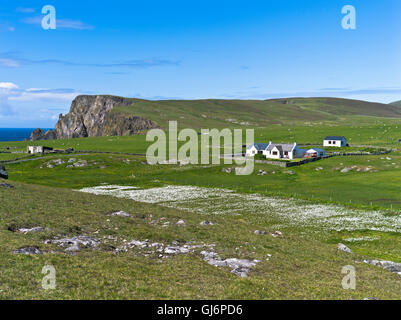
{"left": 32, "top": 95, "right": 401, "bottom": 140}
{"left": 112, "top": 96, "right": 401, "bottom": 129}
{"left": 390, "top": 100, "right": 401, "bottom": 107}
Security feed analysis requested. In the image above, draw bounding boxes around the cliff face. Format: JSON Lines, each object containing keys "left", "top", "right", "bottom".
{"left": 41, "top": 95, "right": 158, "bottom": 140}
{"left": 30, "top": 128, "right": 57, "bottom": 141}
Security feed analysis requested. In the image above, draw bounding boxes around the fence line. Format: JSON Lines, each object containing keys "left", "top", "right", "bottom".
{"left": 254, "top": 149, "right": 392, "bottom": 167}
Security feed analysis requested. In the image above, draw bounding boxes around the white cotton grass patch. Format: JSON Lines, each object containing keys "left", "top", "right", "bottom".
{"left": 344, "top": 237, "right": 379, "bottom": 243}
{"left": 79, "top": 185, "right": 234, "bottom": 204}
{"left": 79, "top": 185, "right": 401, "bottom": 233}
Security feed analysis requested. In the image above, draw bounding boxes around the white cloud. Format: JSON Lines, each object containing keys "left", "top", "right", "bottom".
{"left": 0, "top": 81, "right": 81, "bottom": 122}
{"left": 0, "top": 82, "right": 81, "bottom": 105}
{"left": 9, "top": 90, "right": 79, "bottom": 102}
{"left": 0, "top": 82, "right": 19, "bottom": 90}
{"left": 0, "top": 83, "right": 80, "bottom": 102}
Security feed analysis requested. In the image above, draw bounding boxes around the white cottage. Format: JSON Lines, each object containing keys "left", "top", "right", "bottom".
{"left": 27, "top": 146, "right": 44, "bottom": 154}
{"left": 323, "top": 136, "right": 347, "bottom": 148}
{"left": 246, "top": 143, "right": 269, "bottom": 157}
{"left": 27, "top": 146, "right": 53, "bottom": 154}
{"left": 263, "top": 142, "right": 306, "bottom": 160}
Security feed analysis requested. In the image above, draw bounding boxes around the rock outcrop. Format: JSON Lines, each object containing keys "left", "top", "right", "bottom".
{"left": 30, "top": 128, "right": 57, "bottom": 141}
{"left": 0, "top": 164, "right": 8, "bottom": 179}
{"left": 30, "top": 95, "right": 159, "bottom": 140}
{"left": 53, "top": 95, "right": 159, "bottom": 139}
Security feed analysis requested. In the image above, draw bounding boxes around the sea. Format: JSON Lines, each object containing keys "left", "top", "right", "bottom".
{"left": 0, "top": 128, "right": 52, "bottom": 142}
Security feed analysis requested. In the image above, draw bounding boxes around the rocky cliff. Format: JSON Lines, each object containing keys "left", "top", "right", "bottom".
{"left": 31, "top": 95, "right": 159, "bottom": 140}
{"left": 30, "top": 128, "right": 57, "bottom": 141}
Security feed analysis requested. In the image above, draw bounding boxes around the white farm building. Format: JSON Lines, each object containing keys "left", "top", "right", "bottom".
{"left": 323, "top": 136, "right": 347, "bottom": 147}
{"left": 263, "top": 142, "right": 306, "bottom": 160}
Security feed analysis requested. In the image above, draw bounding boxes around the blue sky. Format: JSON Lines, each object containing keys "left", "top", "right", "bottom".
{"left": 0, "top": 0, "right": 400, "bottom": 127}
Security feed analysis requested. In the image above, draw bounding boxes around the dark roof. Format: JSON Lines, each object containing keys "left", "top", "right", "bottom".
{"left": 324, "top": 136, "right": 346, "bottom": 140}
{"left": 267, "top": 143, "right": 295, "bottom": 153}
{"left": 247, "top": 143, "right": 269, "bottom": 151}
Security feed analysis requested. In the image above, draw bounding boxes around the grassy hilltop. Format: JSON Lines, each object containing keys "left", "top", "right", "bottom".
{"left": 110, "top": 97, "right": 401, "bottom": 129}
{"left": 1, "top": 96, "right": 401, "bottom": 299}
{"left": 390, "top": 100, "right": 401, "bottom": 107}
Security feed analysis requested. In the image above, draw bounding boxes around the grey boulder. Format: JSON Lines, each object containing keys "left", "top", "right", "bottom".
{"left": 110, "top": 211, "right": 131, "bottom": 217}
{"left": 337, "top": 243, "right": 353, "bottom": 254}
{"left": 13, "top": 247, "right": 43, "bottom": 255}
{"left": 0, "top": 164, "right": 8, "bottom": 179}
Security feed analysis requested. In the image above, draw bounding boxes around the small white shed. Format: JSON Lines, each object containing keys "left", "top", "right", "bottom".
{"left": 306, "top": 148, "right": 326, "bottom": 158}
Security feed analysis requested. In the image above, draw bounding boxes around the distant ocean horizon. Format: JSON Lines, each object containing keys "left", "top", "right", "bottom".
{"left": 0, "top": 128, "right": 52, "bottom": 142}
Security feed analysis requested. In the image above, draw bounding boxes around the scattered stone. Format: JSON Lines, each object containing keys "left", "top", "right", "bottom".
{"left": 200, "top": 251, "right": 259, "bottom": 278}
{"left": 364, "top": 259, "right": 401, "bottom": 275}
{"left": 341, "top": 168, "right": 351, "bottom": 173}
{"left": 200, "top": 221, "right": 216, "bottom": 226}
{"left": 13, "top": 247, "right": 43, "bottom": 255}
{"left": 176, "top": 219, "right": 186, "bottom": 226}
{"left": 337, "top": 243, "right": 353, "bottom": 254}
{"left": 68, "top": 158, "right": 76, "bottom": 163}
{"left": 254, "top": 230, "right": 267, "bottom": 235}
{"left": 73, "top": 160, "right": 88, "bottom": 168}
{"left": 200, "top": 251, "right": 220, "bottom": 260}
{"left": 0, "top": 183, "right": 14, "bottom": 188}
{"left": 65, "top": 244, "right": 81, "bottom": 252}
{"left": 125, "top": 239, "right": 150, "bottom": 248}
{"left": 115, "top": 239, "right": 204, "bottom": 256}
{"left": 364, "top": 297, "right": 380, "bottom": 301}
{"left": 46, "top": 159, "right": 64, "bottom": 168}
{"left": 315, "top": 167, "right": 324, "bottom": 171}
{"left": 110, "top": 211, "right": 131, "bottom": 217}
{"left": 271, "top": 231, "right": 283, "bottom": 238}
{"left": 45, "top": 236, "right": 99, "bottom": 252}
{"left": 258, "top": 170, "right": 267, "bottom": 176}
{"left": 16, "top": 227, "right": 44, "bottom": 234}
{"left": 164, "top": 246, "right": 190, "bottom": 254}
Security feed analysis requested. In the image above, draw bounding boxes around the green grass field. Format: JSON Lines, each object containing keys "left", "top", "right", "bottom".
{"left": 2, "top": 181, "right": 401, "bottom": 299}
{"left": 1, "top": 98, "right": 401, "bottom": 299}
